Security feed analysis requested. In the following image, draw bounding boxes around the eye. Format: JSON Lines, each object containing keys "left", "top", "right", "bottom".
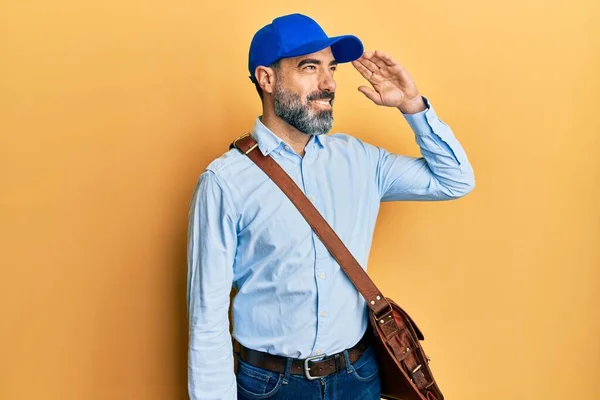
{"left": 304, "top": 65, "right": 317, "bottom": 71}
{"left": 330, "top": 65, "right": 337, "bottom": 72}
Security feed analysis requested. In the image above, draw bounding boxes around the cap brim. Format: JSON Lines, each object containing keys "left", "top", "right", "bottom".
{"left": 280, "top": 35, "right": 364, "bottom": 63}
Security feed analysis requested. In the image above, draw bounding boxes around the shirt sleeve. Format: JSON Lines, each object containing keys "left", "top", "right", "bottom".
{"left": 187, "top": 170, "right": 237, "bottom": 400}
{"left": 376, "top": 96, "right": 476, "bottom": 201}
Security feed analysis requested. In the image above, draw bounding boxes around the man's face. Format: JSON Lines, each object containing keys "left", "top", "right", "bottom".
{"left": 272, "top": 47, "right": 337, "bottom": 136}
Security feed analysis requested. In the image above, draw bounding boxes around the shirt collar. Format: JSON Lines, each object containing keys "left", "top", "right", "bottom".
{"left": 251, "top": 117, "right": 325, "bottom": 156}
{"left": 252, "top": 117, "right": 282, "bottom": 156}
{"left": 312, "top": 132, "right": 325, "bottom": 149}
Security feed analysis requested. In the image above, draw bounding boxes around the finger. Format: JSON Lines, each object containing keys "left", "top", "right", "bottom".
{"left": 352, "top": 60, "right": 374, "bottom": 81}
{"left": 358, "top": 86, "right": 382, "bottom": 105}
{"left": 374, "top": 50, "right": 397, "bottom": 67}
{"left": 356, "top": 56, "right": 380, "bottom": 75}
{"left": 369, "top": 52, "right": 388, "bottom": 69}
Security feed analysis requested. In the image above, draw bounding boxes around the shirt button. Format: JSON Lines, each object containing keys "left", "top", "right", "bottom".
{"left": 319, "top": 273, "right": 326, "bottom": 279}
{"left": 320, "top": 311, "right": 327, "bottom": 317}
{"left": 278, "top": 150, "right": 283, "bottom": 155}
{"left": 284, "top": 145, "right": 291, "bottom": 151}
{"left": 315, "top": 349, "right": 322, "bottom": 355}
{"left": 309, "top": 195, "right": 316, "bottom": 202}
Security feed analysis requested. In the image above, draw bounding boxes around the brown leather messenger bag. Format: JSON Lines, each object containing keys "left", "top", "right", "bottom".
{"left": 231, "top": 133, "right": 444, "bottom": 400}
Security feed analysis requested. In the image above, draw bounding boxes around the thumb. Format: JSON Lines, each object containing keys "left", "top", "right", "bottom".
{"left": 358, "top": 86, "right": 381, "bottom": 105}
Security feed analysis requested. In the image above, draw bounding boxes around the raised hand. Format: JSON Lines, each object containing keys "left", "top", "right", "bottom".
{"left": 352, "top": 50, "right": 425, "bottom": 114}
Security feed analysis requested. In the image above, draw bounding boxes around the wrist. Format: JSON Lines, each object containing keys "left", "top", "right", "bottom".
{"left": 398, "top": 95, "right": 426, "bottom": 114}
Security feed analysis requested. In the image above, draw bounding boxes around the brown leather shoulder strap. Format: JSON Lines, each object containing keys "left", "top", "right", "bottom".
{"left": 231, "top": 133, "right": 391, "bottom": 318}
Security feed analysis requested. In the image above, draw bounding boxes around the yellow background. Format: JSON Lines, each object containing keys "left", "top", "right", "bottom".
{"left": 1, "top": 0, "right": 599, "bottom": 399}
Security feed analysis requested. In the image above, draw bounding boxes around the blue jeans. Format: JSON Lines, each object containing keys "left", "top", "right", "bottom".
{"left": 236, "top": 346, "right": 381, "bottom": 400}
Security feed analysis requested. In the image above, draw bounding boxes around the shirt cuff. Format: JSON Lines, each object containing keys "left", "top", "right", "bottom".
{"left": 401, "top": 96, "right": 443, "bottom": 136}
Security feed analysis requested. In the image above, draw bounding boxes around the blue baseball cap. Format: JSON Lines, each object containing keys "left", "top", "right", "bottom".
{"left": 248, "top": 13, "right": 364, "bottom": 83}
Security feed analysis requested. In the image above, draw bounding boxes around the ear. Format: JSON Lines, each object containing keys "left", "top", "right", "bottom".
{"left": 255, "top": 66, "right": 277, "bottom": 95}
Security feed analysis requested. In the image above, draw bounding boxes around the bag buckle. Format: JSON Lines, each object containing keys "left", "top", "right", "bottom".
{"left": 374, "top": 303, "right": 394, "bottom": 324}
{"left": 232, "top": 132, "right": 258, "bottom": 154}
{"left": 304, "top": 353, "right": 327, "bottom": 380}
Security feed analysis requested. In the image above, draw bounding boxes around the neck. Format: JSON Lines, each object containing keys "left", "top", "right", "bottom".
{"left": 260, "top": 106, "right": 311, "bottom": 157}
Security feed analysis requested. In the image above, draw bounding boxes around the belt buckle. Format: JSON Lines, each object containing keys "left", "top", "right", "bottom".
{"left": 304, "top": 353, "right": 327, "bottom": 380}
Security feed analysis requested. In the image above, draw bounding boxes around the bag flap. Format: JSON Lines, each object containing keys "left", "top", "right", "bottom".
{"left": 387, "top": 298, "right": 425, "bottom": 341}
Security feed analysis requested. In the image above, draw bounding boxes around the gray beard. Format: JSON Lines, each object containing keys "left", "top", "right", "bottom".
{"left": 273, "top": 83, "right": 333, "bottom": 136}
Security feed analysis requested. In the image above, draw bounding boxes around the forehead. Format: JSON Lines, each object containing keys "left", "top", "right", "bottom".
{"left": 282, "top": 47, "right": 335, "bottom": 66}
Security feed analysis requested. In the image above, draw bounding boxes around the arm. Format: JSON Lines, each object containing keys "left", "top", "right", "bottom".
{"left": 187, "top": 170, "right": 237, "bottom": 400}
{"left": 377, "top": 96, "right": 475, "bottom": 200}
{"left": 352, "top": 50, "right": 475, "bottom": 200}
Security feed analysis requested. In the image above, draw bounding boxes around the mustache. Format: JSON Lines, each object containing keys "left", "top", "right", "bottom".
{"left": 307, "top": 91, "right": 335, "bottom": 101}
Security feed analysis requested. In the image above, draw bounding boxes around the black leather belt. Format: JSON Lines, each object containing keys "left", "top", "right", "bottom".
{"left": 236, "top": 332, "right": 371, "bottom": 380}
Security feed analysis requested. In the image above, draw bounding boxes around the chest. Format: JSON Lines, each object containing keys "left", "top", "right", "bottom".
{"left": 235, "top": 150, "right": 380, "bottom": 250}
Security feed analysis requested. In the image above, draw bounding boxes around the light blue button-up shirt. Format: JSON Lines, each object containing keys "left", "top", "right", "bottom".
{"left": 187, "top": 96, "right": 475, "bottom": 399}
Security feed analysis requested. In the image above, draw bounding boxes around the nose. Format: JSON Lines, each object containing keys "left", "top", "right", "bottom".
{"left": 318, "top": 69, "right": 336, "bottom": 93}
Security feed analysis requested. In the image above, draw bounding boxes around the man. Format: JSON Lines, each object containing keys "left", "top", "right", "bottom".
{"left": 187, "top": 13, "right": 474, "bottom": 400}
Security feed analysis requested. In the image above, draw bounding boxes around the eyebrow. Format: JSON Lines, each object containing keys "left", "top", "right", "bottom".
{"left": 297, "top": 59, "right": 338, "bottom": 68}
